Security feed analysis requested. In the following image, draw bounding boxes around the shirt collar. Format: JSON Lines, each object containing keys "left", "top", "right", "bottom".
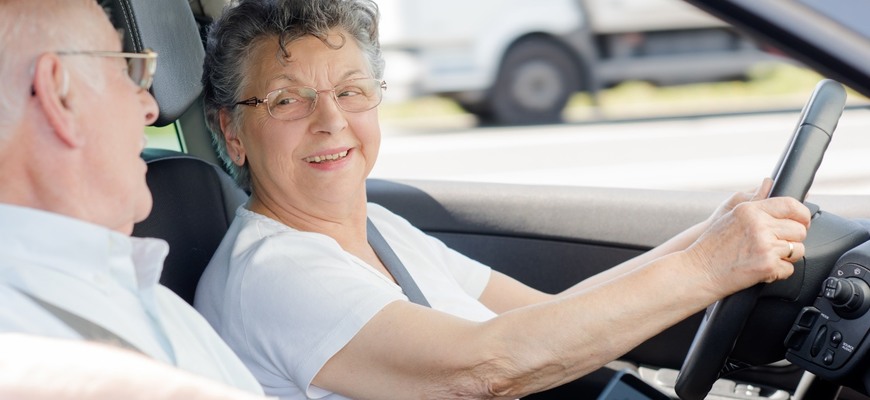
{"left": 1, "top": 204, "right": 168, "bottom": 290}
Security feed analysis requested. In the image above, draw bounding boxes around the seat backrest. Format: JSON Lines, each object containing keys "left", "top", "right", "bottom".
{"left": 103, "top": 0, "right": 205, "bottom": 126}
{"left": 133, "top": 150, "right": 247, "bottom": 305}
{"left": 104, "top": 0, "right": 245, "bottom": 304}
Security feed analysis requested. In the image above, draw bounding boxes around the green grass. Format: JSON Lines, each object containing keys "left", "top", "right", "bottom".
{"left": 378, "top": 63, "right": 866, "bottom": 124}
{"left": 574, "top": 63, "right": 833, "bottom": 118}
{"left": 379, "top": 96, "right": 465, "bottom": 120}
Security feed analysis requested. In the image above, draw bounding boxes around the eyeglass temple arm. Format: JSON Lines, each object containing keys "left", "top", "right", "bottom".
{"left": 235, "top": 97, "right": 265, "bottom": 107}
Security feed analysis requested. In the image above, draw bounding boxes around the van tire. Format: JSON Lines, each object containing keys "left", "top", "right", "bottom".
{"left": 482, "top": 37, "right": 579, "bottom": 125}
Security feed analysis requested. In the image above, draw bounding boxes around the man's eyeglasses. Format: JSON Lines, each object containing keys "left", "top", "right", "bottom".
{"left": 235, "top": 78, "right": 387, "bottom": 121}
{"left": 57, "top": 48, "right": 158, "bottom": 90}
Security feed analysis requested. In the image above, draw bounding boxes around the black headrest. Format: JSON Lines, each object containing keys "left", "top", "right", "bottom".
{"left": 132, "top": 149, "right": 248, "bottom": 304}
{"left": 104, "top": 0, "right": 205, "bottom": 126}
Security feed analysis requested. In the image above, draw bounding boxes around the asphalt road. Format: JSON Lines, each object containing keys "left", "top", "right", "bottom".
{"left": 371, "top": 107, "right": 870, "bottom": 195}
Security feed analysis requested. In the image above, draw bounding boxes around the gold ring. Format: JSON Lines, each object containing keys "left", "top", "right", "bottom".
{"left": 786, "top": 241, "right": 794, "bottom": 259}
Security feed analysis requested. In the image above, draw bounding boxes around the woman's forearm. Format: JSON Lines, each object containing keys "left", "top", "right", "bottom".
{"left": 557, "top": 218, "right": 711, "bottom": 297}
{"left": 475, "top": 250, "right": 717, "bottom": 398}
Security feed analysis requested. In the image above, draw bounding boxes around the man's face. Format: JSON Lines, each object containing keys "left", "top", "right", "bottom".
{"left": 73, "top": 7, "right": 159, "bottom": 234}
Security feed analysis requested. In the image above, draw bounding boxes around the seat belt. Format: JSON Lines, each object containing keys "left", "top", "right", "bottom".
{"left": 14, "top": 288, "right": 145, "bottom": 355}
{"left": 367, "top": 218, "right": 431, "bottom": 307}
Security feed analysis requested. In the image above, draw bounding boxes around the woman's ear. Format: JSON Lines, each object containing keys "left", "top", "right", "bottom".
{"left": 32, "top": 53, "right": 80, "bottom": 148}
{"left": 220, "top": 109, "right": 245, "bottom": 165}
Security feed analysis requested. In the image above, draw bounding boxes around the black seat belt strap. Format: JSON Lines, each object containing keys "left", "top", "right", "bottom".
{"left": 367, "top": 218, "right": 431, "bottom": 307}
{"left": 14, "top": 288, "right": 146, "bottom": 355}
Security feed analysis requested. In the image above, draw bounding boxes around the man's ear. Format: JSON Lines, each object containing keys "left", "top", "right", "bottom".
{"left": 220, "top": 109, "right": 245, "bottom": 165}
{"left": 32, "top": 53, "right": 80, "bottom": 148}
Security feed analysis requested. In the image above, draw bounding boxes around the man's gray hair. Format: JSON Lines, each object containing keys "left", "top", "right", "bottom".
{"left": 202, "top": 0, "right": 384, "bottom": 191}
{"left": 0, "top": 0, "right": 107, "bottom": 137}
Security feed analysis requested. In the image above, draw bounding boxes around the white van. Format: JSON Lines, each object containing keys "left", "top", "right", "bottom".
{"left": 377, "top": 0, "right": 779, "bottom": 124}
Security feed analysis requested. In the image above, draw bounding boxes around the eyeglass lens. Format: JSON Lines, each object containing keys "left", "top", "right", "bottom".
{"left": 267, "top": 78, "right": 384, "bottom": 120}
{"left": 127, "top": 57, "right": 157, "bottom": 90}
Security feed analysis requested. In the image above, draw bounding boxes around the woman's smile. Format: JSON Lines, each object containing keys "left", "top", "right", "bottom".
{"left": 303, "top": 149, "right": 350, "bottom": 164}
{"left": 302, "top": 148, "right": 354, "bottom": 171}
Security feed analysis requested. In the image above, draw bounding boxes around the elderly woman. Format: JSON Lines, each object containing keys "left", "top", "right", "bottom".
{"left": 194, "top": 0, "right": 811, "bottom": 399}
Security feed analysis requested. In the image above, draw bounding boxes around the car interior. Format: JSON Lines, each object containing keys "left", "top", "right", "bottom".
{"left": 115, "top": 0, "right": 870, "bottom": 398}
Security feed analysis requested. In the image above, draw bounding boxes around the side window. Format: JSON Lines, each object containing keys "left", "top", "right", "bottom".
{"left": 145, "top": 123, "right": 183, "bottom": 151}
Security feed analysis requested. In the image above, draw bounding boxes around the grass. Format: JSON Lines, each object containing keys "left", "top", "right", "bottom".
{"left": 378, "top": 95, "right": 465, "bottom": 120}
{"left": 569, "top": 63, "right": 832, "bottom": 119}
{"left": 378, "top": 63, "right": 867, "bottom": 124}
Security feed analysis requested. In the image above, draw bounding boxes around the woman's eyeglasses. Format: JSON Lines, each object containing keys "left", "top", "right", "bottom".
{"left": 57, "top": 48, "right": 158, "bottom": 90}
{"left": 235, "top": 78, "right": 387, "bottom": 121}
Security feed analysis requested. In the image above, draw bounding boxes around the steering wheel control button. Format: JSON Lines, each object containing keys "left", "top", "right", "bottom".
{"left": 784, "top": 326, "right": 810, "bottom": 350}
{"left": 796, "top": 307, "right": 821, "bottom": 327}
{"left": 810, "top": 325, "right": 828, "bottom": 358}
{"left": 785, "top": 307, "right": 821, "bottom": 351}
{"left": 823, "top": 349, "right": 835, "bottom": 365}
{"left": 823, "top": 277, "right": 870, "bottom": 318}
{"left": 831, "top": 331, "right": 843, "bottom": 346}
{"left": 823, "top": 277, "right": 838, "bottom": 298}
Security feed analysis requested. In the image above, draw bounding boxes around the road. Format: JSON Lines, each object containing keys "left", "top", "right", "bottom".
{"left": 371, "top": 107, "right": 870, "bottom": 195}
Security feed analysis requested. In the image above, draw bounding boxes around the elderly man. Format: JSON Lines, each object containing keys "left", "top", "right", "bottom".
{"left": 0, "top": 0, "right": 263, "bottom": 397}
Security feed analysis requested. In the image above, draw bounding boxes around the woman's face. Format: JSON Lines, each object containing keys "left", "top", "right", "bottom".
{"left": 229, "top": 29, "right": 381, "bottom": 213}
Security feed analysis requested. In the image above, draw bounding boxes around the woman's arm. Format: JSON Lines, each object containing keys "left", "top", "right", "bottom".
{"left": 559, "top": 179, "right": 771, "bottom": 296}
{"left": 475, "top": 218, "right": 715, "bottom": 314}
{"left": 478, "top": 179, "right": 773, "bottom": 314}
{"left": 314, "top": 195, "right": 809, "bottom": 399}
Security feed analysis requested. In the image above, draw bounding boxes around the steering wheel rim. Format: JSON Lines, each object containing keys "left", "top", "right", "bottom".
{"left": 674, "top": 79, "right": 846, "bottom": 400}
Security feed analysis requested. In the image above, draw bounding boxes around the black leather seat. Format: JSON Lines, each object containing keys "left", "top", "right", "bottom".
{"left": 103, "top": 0, "right": 205, "bottom": 127}
{"left": 133, "top": 150, "right": 246, "bottom": 304}
{"left": 102, "top": 0, "right": 244, "bottom": 304}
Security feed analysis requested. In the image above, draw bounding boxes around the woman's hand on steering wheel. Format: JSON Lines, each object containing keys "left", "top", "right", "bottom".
{"left": 687, "top": 195, "right": 811, "bottom": 298}
{"left": 707, "top": 178, "right": 773, "bottom": 226}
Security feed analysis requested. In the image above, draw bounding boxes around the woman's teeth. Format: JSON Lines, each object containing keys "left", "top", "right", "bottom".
{"left": 305, "top": 150, "right": 349, "bottom": 163}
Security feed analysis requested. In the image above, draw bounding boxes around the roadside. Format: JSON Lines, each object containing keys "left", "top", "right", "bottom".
{"left": 372, "top": 106, "right": 870, "bottom": 195}
{"left": 378, "top": 63, "right": 870, "bottom": 133}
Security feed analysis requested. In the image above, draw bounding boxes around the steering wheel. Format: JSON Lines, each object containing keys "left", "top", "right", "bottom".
{"left": 674, "top": 79, "right": 847, "bottom": 400}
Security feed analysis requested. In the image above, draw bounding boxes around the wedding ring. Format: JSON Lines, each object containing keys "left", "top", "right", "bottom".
{"left": 786, "top": 241, "right": 794, "bottom": 259}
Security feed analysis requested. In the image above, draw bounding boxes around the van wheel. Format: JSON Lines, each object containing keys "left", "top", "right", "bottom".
{"left": 483, "top": 37, "right": 579, "bottom": 125}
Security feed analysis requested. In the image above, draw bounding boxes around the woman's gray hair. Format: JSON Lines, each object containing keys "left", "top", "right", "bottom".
{"left": 202, "top": 0, "right": 384, "bottom": 191}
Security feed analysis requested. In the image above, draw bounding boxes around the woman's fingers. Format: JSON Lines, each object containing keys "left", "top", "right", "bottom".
{"left": 751, "top": 177, "right": 774, "bottom": 201}
{"left": 692, "top": 197, "right": 811, "bottom": 294}
{"left": 757, "top": 240, "right": 804, "bottom": 284}
{"left": 755, "top": 196, "right": 813, "bottom": 229}
{"left": 785, "top": 240, "right": 795, "bottom": 260}
{"left": 782, "top": 240, "right": 805, "bottom": 263}
{"left": 711, "top": 177, "right": 774, "bottom": 223}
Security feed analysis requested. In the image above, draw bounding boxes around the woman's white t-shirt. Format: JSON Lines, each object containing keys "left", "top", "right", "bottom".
{"left": 195, "top": 203, "right": 496, "bottom": 399}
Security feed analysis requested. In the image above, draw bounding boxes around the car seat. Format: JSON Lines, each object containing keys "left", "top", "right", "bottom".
{"left": 134, "top": 150, "right": 246, "bottom": 305}
{"left": 103, "top": 0, "right": 247, "bottom": 305}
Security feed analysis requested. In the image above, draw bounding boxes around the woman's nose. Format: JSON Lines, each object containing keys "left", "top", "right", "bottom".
{"left": 308, "top": 91, "right": 348, "bottom": 134}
